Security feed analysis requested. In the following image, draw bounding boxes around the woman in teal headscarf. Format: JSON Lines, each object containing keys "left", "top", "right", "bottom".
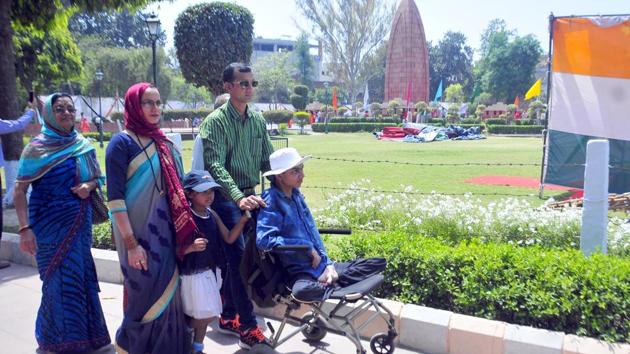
{"left": 13, "top": 93, "right": 111, "bottom": 353}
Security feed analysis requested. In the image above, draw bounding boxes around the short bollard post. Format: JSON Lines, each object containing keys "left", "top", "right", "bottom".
{"left": 580, "top": 139, "right": 609, "bottom": 256}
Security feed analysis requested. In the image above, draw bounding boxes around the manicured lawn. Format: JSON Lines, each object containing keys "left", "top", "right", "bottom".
{"left": 89, "top": 133, "right": 561, "bottom": 209}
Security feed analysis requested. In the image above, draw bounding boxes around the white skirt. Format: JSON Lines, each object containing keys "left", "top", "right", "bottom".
{"left": 181, "top": 268, "right": 223, "bottom": 319}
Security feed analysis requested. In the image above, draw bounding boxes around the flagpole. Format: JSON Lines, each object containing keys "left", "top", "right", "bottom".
{"left": 538, "top": 12, "right": 555, "bottom": 199}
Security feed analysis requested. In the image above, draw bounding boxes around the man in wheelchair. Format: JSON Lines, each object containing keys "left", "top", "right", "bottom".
{"left": 256, "top": 147, "right": 386, "bottom": 302}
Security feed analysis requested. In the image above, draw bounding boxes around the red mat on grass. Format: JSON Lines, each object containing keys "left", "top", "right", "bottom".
{"left": 466, "top": 175, "right": 584, "bottom": 198}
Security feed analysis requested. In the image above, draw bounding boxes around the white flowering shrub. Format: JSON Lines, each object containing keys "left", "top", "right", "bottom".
{"left": 313, "top": 180, "right": 630, "bottom": 257}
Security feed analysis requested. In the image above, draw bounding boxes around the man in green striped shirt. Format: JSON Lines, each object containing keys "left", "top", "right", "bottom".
{"left": 198, "top": 62, "right": 273, "bottom": 349}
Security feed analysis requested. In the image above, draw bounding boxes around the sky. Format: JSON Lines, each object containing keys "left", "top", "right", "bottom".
{"left": 148, "top": 0, "right": 629, "bottom": 56}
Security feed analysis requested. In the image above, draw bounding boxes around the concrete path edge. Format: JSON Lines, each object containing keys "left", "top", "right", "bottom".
{"left": 2, "top": 233, "right": 629, "bottom": 354}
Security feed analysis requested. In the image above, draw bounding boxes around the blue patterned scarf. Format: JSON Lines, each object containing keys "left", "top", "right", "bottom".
{"left": 17, "top": 93, "right": 99, "bottom": 183}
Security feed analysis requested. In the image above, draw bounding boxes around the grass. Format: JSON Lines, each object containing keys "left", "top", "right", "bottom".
{"left": 88, "top": 133, "right": 561, "bottom": 209}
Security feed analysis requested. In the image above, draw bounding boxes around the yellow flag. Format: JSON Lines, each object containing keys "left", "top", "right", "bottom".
{"left": 525, "top": 79, "right": 542, "bottom": 100}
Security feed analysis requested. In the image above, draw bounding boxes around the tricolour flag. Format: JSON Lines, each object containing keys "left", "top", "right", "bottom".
{"left": 524, "top": 79, "right": 541, "bottom": 100}
{"left": 543, "top": 16, "right": 630, "bottom": 193}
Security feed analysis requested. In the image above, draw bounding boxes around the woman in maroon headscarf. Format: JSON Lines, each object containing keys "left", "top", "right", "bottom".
{"left": 106, "top": 83, "right": 196, "bottom": 353}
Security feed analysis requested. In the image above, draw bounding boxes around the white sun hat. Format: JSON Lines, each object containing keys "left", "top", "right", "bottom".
{"left": 262, "top": 147, "right": 311, "bottom": 177}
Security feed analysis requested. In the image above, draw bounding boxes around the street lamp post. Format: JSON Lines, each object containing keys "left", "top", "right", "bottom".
{"left": 145, "top": 13, "right": 161, "bottom": 86}
{"left": 323, "top": 82, "right": 329, "bottom": 134}
{"left": 95, "top": 70, "right": 104, "bottom": 148}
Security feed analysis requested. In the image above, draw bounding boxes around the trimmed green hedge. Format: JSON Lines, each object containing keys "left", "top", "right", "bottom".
{"left": 111, "top": 109, "right": 213, "bottom": 122}
{"left": 262, "top": 110, "right": 293, "bottom": 124}
{"left": 428, "top": 118, "right": 445, "bottom": 126}
{"left": 311, "top": 122, "right": 394, "bottom": 133}
{"left": 485, "top": 118, "right": 507, "bottom": 125}
{"left": 455, "top": 124, "right": 485, "bottom": 132}
{"left": 487, "top": 125, "right": 544, "bottom": 134}
{"left": 330, "top": 117, "right": 400, "bottom": 124}
{"left": 328, "top": 231, "right": 630, "bottom": 343}
{"left": 82, "top": 132, "right": 113, "bottom": 141}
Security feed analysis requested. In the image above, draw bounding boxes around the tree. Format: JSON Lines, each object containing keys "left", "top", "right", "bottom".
{"left": 475, "top": 19, "right": 542, "bottom": 102}
{"left": 13, "top": 20, "right": 82, "bottom": 94}
{"left": 444, "top": 83, "right": 465, "bottom": 103}
{"left": 1, "top": 0, "right": 153, "bottom": 160}
{"left": 290, "top": 85, "right": 309, "bottom": 111}
{"left": 363, "top": 40, "right": 387, "bottom": 104}
{"left": 296, "top": 0, "right": 395, "bottom": 111}
{"left": 253, "top": 52, "right": 294, "bottom": 105}
{"left": 174, "top": 2, "right": 254, "bottom": 95}
{"left": 170, "top": 73, "right": 213, "bottom": 109}
{"left": 294, "top": 32, "right": 314, "bottom": 88}
{"left": 68, "top": 9, "right": 166, "bottom": 48}
{"left": 77, "top": 35, "right": 172, "bottom": 101}
{"left": 428, "top": 31, "right": 474, "bottom": 98}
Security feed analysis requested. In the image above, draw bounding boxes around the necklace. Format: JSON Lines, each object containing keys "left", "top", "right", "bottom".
{"left": 133, "top": 132, "right": 164, "bottom": 196}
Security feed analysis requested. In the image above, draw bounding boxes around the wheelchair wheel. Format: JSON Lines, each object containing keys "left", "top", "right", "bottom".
{"left": 370, "top": 333, "right": 395, "bottom": 354}
{"left": 300, "top": 313, "right": 327, "bottom": 342}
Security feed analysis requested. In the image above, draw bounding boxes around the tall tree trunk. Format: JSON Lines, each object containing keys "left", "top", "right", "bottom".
{"left": 0, "top": 0, "right": 25, "bottom": 160}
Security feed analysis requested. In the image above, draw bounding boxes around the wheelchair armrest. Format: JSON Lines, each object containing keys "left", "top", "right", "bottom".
{"left": 318, "top": 228, "right": 352, "bottom": 235}
{"left": 272, "top": 245, "right": 312, "bottom": 252}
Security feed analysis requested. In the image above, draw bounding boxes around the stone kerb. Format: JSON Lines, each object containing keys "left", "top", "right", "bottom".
{"left": 2, "top": 232, "right": 629, "bottom": 354}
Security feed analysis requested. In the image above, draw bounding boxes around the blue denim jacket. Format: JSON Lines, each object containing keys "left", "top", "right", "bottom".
{"left": 256, "top": 185, "right": 332, "bottom": 279}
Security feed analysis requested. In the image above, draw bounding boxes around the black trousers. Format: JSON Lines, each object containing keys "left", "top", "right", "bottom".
{"left": 291, "top": 257, "right": 386, "bottom": 302}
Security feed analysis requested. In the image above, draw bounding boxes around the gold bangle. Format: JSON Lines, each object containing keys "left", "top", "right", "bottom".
{"left": 18, "top": 225, "right": 31, "bottom": 233}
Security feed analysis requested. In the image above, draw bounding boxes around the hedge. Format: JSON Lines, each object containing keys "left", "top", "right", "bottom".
{"left": 262, "top": 110, "right": 293, "bottom": 124}
{"left": 487, "top": 125, "right": 544, "bottom": 134}
{"left": 111, "top": 109, "right": 213, "bottom": 122}
{"left": 328, "top": 231, "right": 630, "bottom": 343}
{"left": 330, "top": 117, "right": 400, "bottom": 124}
{"left": 311, "top": 122, "right": 394, "bottom": 133}
{"left": 83, "top": 132, "right": 113, "bottom": 141}
{"left": 485, "top": 118, "right": 507, "bottom": 125}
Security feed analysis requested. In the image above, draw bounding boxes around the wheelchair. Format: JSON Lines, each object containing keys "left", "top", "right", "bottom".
{"left": 241, "top": 228, "right": 398, "bottom": 354}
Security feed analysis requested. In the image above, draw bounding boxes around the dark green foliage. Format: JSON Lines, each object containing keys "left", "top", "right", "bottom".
{"left": 428, "top": 118, "right": 445, "bottom": 126}
{"left": 429, "top": 31, "right": 474, "bottom": 97}
{"left": 330, "top": 117, "right": 399, "bottom": 124}
{"left": 82, "top": 132, "right": 113, "bottom": 141}
{"left": 290, "top": 85, "right": 309, "bottom": 110}
{"left": 174, "top": 2, "right": 254, "bottom": 95}
{"left": 262, "top": 110, "right": 293, "bottom": 124}
{"left": 68, "top": 9, "right": 166, "bottom": 48}
{"left": 311, "top": 122, "right": 394, "bottom": 133}
{"left": 111, "top": 109, "right": 213, "bottom": 122}
{"left": 328, "top": 231, "right": 630, "bottom": 343}
{"left": 487, "top": 125, "right": 544, "bottom": 134}
{"left": 461, "top": 118, "right": 481, "bottom": 124}
{"left": 485, "top": 118, "right": 507, "bottom": 125}
{"left": 294, "top": 32, "right": 314, "bottom": 87}
{"left": 92, "top": 222, "right": 115, "bottom": 250}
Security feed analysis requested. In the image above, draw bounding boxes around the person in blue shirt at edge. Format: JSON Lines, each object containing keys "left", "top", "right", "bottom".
{"left": 256, "top": 148, "right": 387, "bottom": 302}
{"left": 0, "top": 96, "right": 36, "bottom": 270}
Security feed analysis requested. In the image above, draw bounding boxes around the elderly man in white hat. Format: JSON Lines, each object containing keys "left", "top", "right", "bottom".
{"left": 256, "top": 148, "right": 387, "bottom": 302}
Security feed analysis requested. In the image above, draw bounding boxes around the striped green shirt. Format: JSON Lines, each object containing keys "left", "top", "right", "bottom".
{"left": 199, "top": 100, "right": 274, "bottom": 202}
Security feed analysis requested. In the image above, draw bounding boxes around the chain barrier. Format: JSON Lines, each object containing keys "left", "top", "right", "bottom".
{"left": 302, "top": 185, "right": 539, "bottom": 197}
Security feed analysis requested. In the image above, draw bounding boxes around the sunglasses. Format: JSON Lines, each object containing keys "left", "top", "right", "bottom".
{"left": 141, "top": 100, "right": 163, "bottom": 109}
{"left": 233, "top": 80, "right": 259, "bottom": 89}
{"left": 53, "top": 106, "right": 77, "bottom": 114}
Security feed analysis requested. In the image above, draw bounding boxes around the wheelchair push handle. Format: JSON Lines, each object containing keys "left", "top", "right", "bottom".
{"left": 318, "top": 228, "right": 352, "bottom": 235}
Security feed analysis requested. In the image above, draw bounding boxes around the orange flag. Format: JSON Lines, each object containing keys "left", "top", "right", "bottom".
{"left": 332, "top": 87, "right": 338, "bottom": 111}
{"left": 513, "top": 96, "right": 520, "bottom": 109}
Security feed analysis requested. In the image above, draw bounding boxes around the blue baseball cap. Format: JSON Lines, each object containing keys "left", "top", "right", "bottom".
{"left": 183, "top": 170, "right": 221, "bottom": 192}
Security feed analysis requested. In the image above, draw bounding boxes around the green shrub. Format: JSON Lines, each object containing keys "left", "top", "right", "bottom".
{"left": 428, "top": 118, "right": 445, "bottom": 126}
{"left": 262, "top": 110, "right": 293, "bottom": 124}
{"left": 311, "top": 122, "right": 394, "bottom": 133}
{"left": 487, "top": 125, "right": 544, "bottom": 134}
{"left": 461, "top": 118, "right": 481, "bottom": 124}
{"left": 328, "top": 232, "right": 630, "bottom": 343}
{"left": 111, "top": 109, "right": 213, "bottom": 122}
{"left": 338, "top": 106, "right": 349, "bottom": 115}
{"left": 456, "top": 124, "right": 485, "bottom": 132}
{"left": 330, "top": 117, "right": 399, "bottom": 124}
{"left": 83, "top": 132, "right": 113, "bottom": 141}
{"left": 485, "top": 118, "right": 507, "bottom": 125}
{"left": 92, "top": 222, "right": 115, "bottom": 250}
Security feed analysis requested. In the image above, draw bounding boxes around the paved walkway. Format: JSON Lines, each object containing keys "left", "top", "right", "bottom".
{"left": 0, "top": 262, "right": 418, "bottom": 354}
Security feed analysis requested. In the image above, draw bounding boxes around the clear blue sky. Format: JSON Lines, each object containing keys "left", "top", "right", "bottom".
{"left": 149, "top": 0, "right": 630, "bottom": 55}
